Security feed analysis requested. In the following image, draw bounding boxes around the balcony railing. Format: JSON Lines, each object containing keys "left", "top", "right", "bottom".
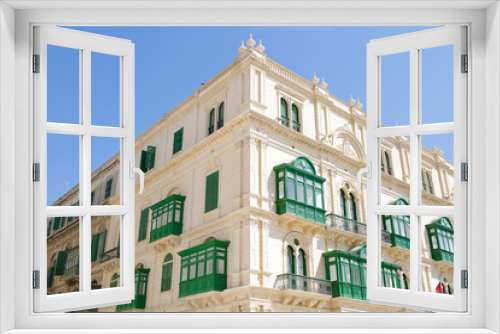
{"left": 100, "top": 247, "right": 120, "bottom": 263}
{"left": 217, "top": 120, "right": 224, "bottom": 129}
{"left": 274, "top": 274, "right": 332, "bottom": 296}
{"left": 326, "top": 213, "right": 392, "bottom": 244}
{"left": 326, "top": 213, "right": 367, "bottom": 236}
{"left": 208, "top": 126, "right": 214, "bottom": 135}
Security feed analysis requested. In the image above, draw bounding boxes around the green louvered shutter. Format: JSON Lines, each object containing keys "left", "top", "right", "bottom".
{"left": 97, "top": 230, "right": 107, "bottom": 260}
{"left": 161, "top": 262, "right": 173, "bottom": 292}
{"left": 53, "top": 217, "right": 61, "bottom": 230}
{"left": 140, "top": 150, "right": 148, "bottom": 173}
{"left": 147, "top": 146, "right": 156, "bottom": 170}
{"left": 138, "top": 208, "right": 149, "bottom": 242}
{"left": 91, "top": 234, "right": 99, "bottom": 262}
{"left": 55, "top": 251, "right": 67, "bottom": 276}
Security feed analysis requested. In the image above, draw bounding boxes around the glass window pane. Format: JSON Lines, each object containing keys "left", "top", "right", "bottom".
{"left": 216, "top": 259, "right": 224, "bottom": 274}
{"left": 421, "top": 45, "right": 454, "bottom": 124}
{"left": 91, "top": 52, "right": 121, "bottom": 127}
{"left": 47, "top": 45, "right": 80, "bottom": 124}
{"left": 381, "top": 52, "right": 410, "bottom": 126}
{"left": 47, "top": 134, "right": 80, "bottom": 207}
{"left": 47, "top": 216, "right": 80, "bottom": 295}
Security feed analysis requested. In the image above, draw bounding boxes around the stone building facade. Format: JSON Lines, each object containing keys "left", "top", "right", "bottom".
{"left": 46, "top": 35, "right": 455, "bottom": 313}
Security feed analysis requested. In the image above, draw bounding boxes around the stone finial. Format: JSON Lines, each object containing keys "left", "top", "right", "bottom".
{"left": 238, "top": 40, "right": 247, "bottom": 53}
{"left": 311, "top": 72, "right": 320, "bottom": 85}
{"left": 320, "top": 77, "right": 328, "bottom": 89}
{"left": 246, "top": 33, "right": 256, "bottom": 48}
{"left": 349, "top": 94, "right": 356, "bottom": 106}
{"left": 256, "top": 39, "right": 265, "bottom": 52}
{"left": 356, "top": 98, "right": 363, "bottom": 109}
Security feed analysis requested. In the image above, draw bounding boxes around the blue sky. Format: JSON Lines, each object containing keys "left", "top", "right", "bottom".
{"left": 47, "top": 26, "right": 454, "bottom": 205}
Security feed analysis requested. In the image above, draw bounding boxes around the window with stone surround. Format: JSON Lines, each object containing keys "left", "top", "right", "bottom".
{"left": 104, "top": 178, "right": 113, "bottom": 199}
{"left": 208, "top": 108, "right": 215, "bottom": 135}
{"left": 138, "top": 208, "right": 149, "bottom": 242}
{"left": 217, "top": 101, "right": 225, "bottom": 129}
{"left": 161, "top": 253, "right": 173, "bottom": 292}
{"left": 173, "top": 128, "right": 184, "bottom": 155}
{"left": 205, "top": 171, "right": 219, "bottom": 213}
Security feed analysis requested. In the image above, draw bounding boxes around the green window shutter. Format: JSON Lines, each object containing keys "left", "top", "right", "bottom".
{"left": 385, "top": 152, "right": 392, "bottom": 175}
{"left": 205, "top": 171, "right": 219, "bottom": 213}
{"left": 97, "top": 230, "right": 107, "bottom": 260}
{"left": 349, "top": 193, "right": 357, "bottom": 221}
{"left": 91, "top": 191, "right": 95, "bottom": 205}
{"left": 173, "top": 128, "right": 184, "bottom": 155}
{"left": 105, "top": 179, "right": 113, "bottom": 199}
{"left": 47, "top": 220, "right": 52, "bottom": 236}
{"left": 280, "top": 98, "right": 288, "bottom": 119}
{"left": 91, "top": 234, "right": 99, "bottom": 262}
{"left": 340, "top": 190, "right": 347, "bottom": 219}
{"left": 217, "top": 102, "right": 224, "bottom": 129}
{"left": 161, "top": 261, "right": 173, "bottom": 292}
{"left": 291, "top": 104, "right": 300, "bottom": 131}
{"left": 286, "top": 246, "right": 295, "bottom": 274}
{"left": 147, "top": 146, "right": 156, "bottom": 170}
{"left": 55, "top": 251, "right": 67, "bottom": 276}
{"left": 53, "top": 217, "right": 61, "bottom": 230}
{"left": 138, "top": 208, "right": 149, "bottom": 242}
{"left": 140, "top": 150, "right": 148, "bottom": 173}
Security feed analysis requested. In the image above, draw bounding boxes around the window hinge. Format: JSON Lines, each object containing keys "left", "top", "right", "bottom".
{"left": 33, "top": 270, "right": 40, "bottom": 289}
{"left": 33, "top": 54, "right": 40, "bottom": 73}
{"left": 461, "top": 162, "right": 468, "bottom": 182}
{"left": 33, "top": 163, "right": 40, "bottom": 182}
{"left": 461, "top": 54, "right": 468, "bottom": 73}
{"left": 461, "top": 270, "right": 468, "bottom": 289}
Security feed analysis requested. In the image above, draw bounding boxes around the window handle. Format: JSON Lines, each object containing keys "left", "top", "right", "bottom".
{"left": 357, "top": 162, "right": 372, "bottom": 193}
{"left": 129, "top": 162, "right": 145, "bottom": 195}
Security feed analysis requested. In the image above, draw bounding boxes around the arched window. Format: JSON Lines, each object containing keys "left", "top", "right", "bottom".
{"left": 291, "top": 104, "right": 300, "bottom": 132}
{"left": 340, "top": 189, "right": 347, "bottom": 218}
{"left": 110, "top": 273, "right": 119, "bottom": 288}
{"left": 297, "top": 249, "right": 306, "bottom": 276}
{"left": 349, "top": 193, "right": 357, "bottom": 221}
{"left": 208, "top": 108, "right": 215, "bottom": 135}
{"left": 286, "top": 246, "right": 295, "bottom": 274}
{"left": 161, "top": 253, "right": 174, "bottom": 292}
{"left": 422, "top": 170, "right": 427, "bottom": 191}
{"left": 426, "top": 172, "right": 434, "bottom": 194}
{"left": 385, "top": 151, "right": 392, "bottom": 175}
{"left": 280, "top": 98, "right": 289, "bottom": 126}
{"left": 217, "top": 102, "right": 224, "bottom": 129}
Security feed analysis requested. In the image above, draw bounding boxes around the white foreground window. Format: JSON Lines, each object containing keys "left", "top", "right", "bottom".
{"left": 2, "top": 2, "right": 498, "bottom": 333}
{"left": 33, "top": 26, "right": 141, "bottom": 312}
{"left": 364, "top": 26, "right": 467, "bottom": 312}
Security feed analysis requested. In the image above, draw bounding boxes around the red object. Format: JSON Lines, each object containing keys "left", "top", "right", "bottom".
{"left": 436, "top": 281, "right": 443, "bottom": 294}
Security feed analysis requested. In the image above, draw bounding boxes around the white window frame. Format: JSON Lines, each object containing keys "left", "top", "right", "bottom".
{"left": 365, "top": 26, "right": 467, "bottom": 312}
{"left": 0, "top": 1, "right": 498, "bottom": 333}
{"left": 33, "top": 25, "right": 136, "bottom": 313}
